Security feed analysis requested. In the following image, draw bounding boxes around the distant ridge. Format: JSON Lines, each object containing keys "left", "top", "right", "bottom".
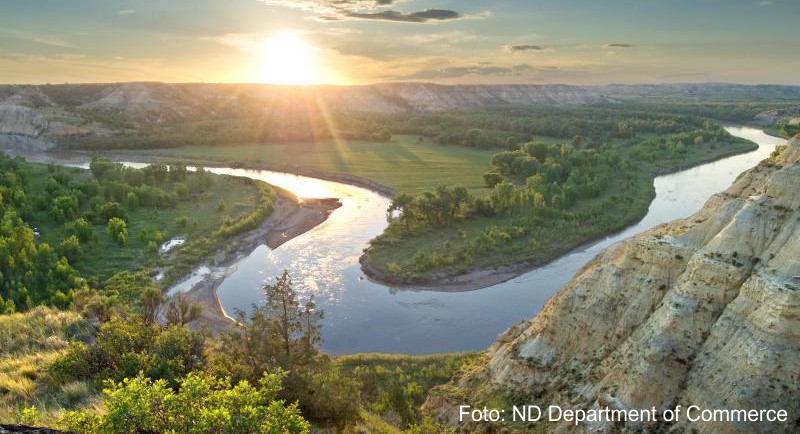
{"left": 1, "top": 82, "right": 799, "bottom": 150}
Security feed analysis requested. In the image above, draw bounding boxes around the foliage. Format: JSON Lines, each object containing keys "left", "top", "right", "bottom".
{"left": 0, "top": 154, "right": 87, "bottom": 312}
{"left": 212, "top": 270, "right": 361, "bottom": 427}
{"left": 49, "top": 317, "right": 205, "bottom": 387}
{"left": 366, "top": 106, "right": 756, "bottom": 280}
{"left": 107, "top": 217, "right": 127, "bottom": 246}
{"left": 0, "top": 153, "right": 277, "bottom": 310}
{"left": 336, "top": 353, "right": 472, "bottom": 428}
{"left": 776, "top": 121, "right": 800, "bottom": 138}
{"left": 58, "top": 371, "right": 309, "bottom": 434}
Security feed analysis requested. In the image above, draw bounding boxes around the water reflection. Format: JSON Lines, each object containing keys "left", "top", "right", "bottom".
{"left": 212, "top": 127, "right": 784, "bottom": 354}
{"left": 6, "top": 128, "right": 782, "bottom": 354}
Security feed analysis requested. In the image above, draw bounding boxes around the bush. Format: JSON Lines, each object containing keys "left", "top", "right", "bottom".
{"left": 68, "top": 217, "right": 94, "bottom": 242}
{"left": 59, "top": 372, "right": 309, "bottom": 434}
{"left": 59, "top": 235, "right": 82, "bottom": 262}
{"left": 107, "top": 218, "right": 127, "bottom": 246}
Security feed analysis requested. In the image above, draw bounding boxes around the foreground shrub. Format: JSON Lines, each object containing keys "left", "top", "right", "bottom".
{"left": 59, "top": 371, "right": 309, "bottom": 434}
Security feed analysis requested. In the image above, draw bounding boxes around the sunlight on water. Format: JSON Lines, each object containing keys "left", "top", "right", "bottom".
{"left": 205, "top": 168, "right": 340, "bottom": 199}
{"left": 10, "top": 127, "right": 783, "bottom": 354}
{"left": 212, "top": 127, "right": 785, "bottom": 354}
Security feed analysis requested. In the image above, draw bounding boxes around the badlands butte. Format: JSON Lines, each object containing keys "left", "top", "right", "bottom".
{"left": 425, "top": 135, "right": 800, "bottom": 433}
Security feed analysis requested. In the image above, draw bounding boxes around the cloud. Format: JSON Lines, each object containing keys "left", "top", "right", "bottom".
{"left": 508, "top": 45, "right": 547, "bottom": 52}
{"left": 603, "top": 43, "right": 633, "bottom": 48}
{"left": 257, "top": 1, "right": 467, "bottom": 23}
{"left": 117, "top": 9, "right": 136, "bottom": 15}
{"left": 758, "top": 0, "right": 773, "bottom": 6}
{"left": 344, "top": 9, "right": 460, "bottom": 22}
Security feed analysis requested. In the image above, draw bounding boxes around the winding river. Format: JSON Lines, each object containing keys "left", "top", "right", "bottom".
{"left": 10, "top": 127, "right": 783, "bottom": 354}
{"left": 193, "top": 126, "right": 782, "bottom": 354}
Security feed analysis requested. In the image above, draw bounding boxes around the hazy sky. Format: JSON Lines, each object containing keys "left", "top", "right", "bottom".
{"left": 1, "top": 0, "right": 798, "bottom": 85}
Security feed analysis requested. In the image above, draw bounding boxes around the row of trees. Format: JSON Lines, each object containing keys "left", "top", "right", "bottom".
{"left": 73, "top": 106, "right": 394, "bottom": 150}
{"left": 388, "top": 186, "right": 472, "bottom": 229}
{"left": 379, "top": 105, "right": 727, "bottom": 149}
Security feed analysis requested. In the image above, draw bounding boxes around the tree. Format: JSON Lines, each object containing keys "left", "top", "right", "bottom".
{"left": 165, "top": 293, "right": 201, "bottom": 326}
{"left": 125, "top": 191, "right": 139, "bottom": 210}
{"left": 215, "top": 270, "right": 360, "bottom": 426}
{"left": 68, "top": 217, "right": 93, "bottom": 242}
{"left": 89, "top": 157, "right": 120, "bottom": 180}
{"left": 388, "top": 193, "right": 414, "bottom": 231}
{"left": 107, "top": 217, "right": 127, "bottom": 246}
{"left": 483, "top": 171, "right": 503, "bottom": 188}
{"left": 59, "top": 235, "right": 82, "bottom": 262}
{"left": 98, "top": 201, "right": 126, "bottom": 222}
{"left": 141, "top": 286, "right": 163, "bottom": 324}
{"left": 266, "top": 271, "right": 305, "bottom": 362}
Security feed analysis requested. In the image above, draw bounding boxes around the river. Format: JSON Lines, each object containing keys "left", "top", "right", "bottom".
{"left": 8, "top": 127, "right": 784, "bottom": 354}
{"left": 196, "top": 126, "right": 783, "bottom": 354}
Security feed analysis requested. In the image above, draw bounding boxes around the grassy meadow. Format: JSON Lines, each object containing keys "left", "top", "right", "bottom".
{"left": 110, "top": 135, "right": 496, "bottom": 195}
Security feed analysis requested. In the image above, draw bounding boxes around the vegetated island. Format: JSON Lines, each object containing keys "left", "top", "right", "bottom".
{"left": 361, "top": 109, "right": 758, "bottom": 290}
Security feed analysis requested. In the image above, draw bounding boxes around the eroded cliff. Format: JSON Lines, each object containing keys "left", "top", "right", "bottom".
{"left": 427, "top": 135, "right": 800, "bottom": 433}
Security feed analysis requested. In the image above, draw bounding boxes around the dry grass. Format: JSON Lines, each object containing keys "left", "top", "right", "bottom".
{"left": 0, "top": 307, "right": 99, "bottom": 426}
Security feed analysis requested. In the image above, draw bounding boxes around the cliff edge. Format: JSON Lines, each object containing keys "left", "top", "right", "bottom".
{"left": 426, "top": 135, "right": 800, "bottom": 433}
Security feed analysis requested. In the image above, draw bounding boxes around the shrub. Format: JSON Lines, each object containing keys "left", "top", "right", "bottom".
{"left": 107, "top": 217, "right": 127, "bottom": 246}
{"left": 59, "top": 372, "right": 309, "bottom": 434}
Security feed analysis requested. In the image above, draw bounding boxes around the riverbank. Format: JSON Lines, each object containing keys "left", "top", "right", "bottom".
{"left": 360, "top": 134, "right": 762, "bottom": 292}
{"left": 173, "top": 193, "right": 341, "bottom": 334}
{"left": 359, "top": 224, "right": 641, "bottom": 292}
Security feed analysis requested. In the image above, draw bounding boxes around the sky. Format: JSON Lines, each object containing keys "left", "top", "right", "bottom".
{"left": 1, "top": 0, "right": 798, "bottom": 85}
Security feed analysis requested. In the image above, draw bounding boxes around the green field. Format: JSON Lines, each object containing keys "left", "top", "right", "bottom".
{"left": 111, "top": 135, "right": 496, "bottom": 195}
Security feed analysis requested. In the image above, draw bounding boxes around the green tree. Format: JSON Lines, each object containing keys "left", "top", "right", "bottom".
{"left": 68, "top": 217, "right": 94, "bottom": 242}
{"left": 107, "top": 217, "right": 127, "bottom": 246}
{"left": 483, "top": 171, "right": 503, "bottom": 188}
{"left": 59, "top": 235, "right": 82, "bottom": 262}
{"left": 388, "top": 193, "right": 414, "bottom": 231}
{"left": 215, "top": 270, "right": 360, "bottom": 426}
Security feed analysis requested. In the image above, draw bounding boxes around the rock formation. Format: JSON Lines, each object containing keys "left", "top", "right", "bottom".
{"left": 427, "top": 135, "right": 800, "bottom": 433}
{"left": 755, "top": 106, "right": 800, "bottom": 127}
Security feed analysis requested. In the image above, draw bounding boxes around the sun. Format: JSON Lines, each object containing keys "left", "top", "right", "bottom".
{"left": 258, "top": 31, "right": 321, "bottom": 85}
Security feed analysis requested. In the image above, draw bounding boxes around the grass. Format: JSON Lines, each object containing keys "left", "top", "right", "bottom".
{"left": 0, "top": 307, "right": 99, "bottom": 426}
{"left": 110, "top": 135, "right": 496, "bottom": 195}
{"left": 28, "top": 164, "right": 266, "bottom": 281}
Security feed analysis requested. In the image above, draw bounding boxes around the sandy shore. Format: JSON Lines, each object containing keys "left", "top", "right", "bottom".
{"left": 174, "top": 194, "right": 341, "bottom": 334}
{"left": 358, "top": 255, "right": 535, "bottom": 292}
{"left": 358, "top": 225, "right": 647, "bottom": 293}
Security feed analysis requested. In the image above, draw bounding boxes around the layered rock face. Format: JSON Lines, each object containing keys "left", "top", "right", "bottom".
{"left": 461, "top": 136, "right": 800, "bottom": 433}
{"left": 755, "top": 106, "right": 800, "bottom": 127}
